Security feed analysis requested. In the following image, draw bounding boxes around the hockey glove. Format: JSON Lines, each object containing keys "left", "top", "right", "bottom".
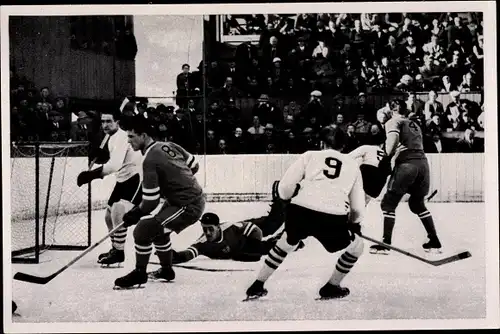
{"left": 122, "top": 206, "right": 145, "bottom": 227}
{"left": 77, "top": 166, "right": 103, "bottom": 187}
{"left": 347, "top": 222, "right": 362, "bottom": 240}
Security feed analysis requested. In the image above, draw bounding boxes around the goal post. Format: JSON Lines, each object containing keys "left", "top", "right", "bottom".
{"left": 11, "top": 142, "right": 92, "bottom": 264}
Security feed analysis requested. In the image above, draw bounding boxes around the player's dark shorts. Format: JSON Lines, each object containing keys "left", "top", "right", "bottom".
{"left": 154, "top": 194, "right": 206, "bottom": 234}
{"left": 360, "top": 164, "right": 387, "bottom": 198}
{"left": 386, "top": 158, "right": 430, "bottom": 198}
{"left": 107, "top": 173, "right": 142, "bottom": 207}
{"left": 284, "top": 204, "right": 352, "bottom": 253}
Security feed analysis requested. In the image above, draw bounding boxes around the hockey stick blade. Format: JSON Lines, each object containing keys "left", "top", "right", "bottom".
{"left": 13, "top": 222, "right": 126, "bottom": 285}
{"left": 359, "top": 233, "right": 472, "bottom": 267}
{"left": 13, "top": 272, "right": 56, "bottom": 285}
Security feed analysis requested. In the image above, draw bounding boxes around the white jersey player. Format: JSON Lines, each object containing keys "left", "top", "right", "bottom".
{"left": 77, "top": 109, "right": 142, "bottom": 266}
{"left": 245, "top": 126, "right": 365, "bottom": 301}
{"left": 349, "top": 143, "right": 392, "bottom": 205}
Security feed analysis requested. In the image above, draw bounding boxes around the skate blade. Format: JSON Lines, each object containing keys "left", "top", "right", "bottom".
{"left": 315, "top": 295, "right": 349, "bottom": 301}
{"left": 113, "top": 284, "right": 145, "bottom": 290}
{"left": 149, "top": 277, "right": 175, "bottom": 283}
{"left": 369, "top": 249, "right": 389, "bottom": 255}
{"left": 242, "top": 292, "right": 268, "bottom": 302}
{"left": 424, "top": 248, "right": 443, "bottom": 254}
{"left": 100, "top": 263, "right": 124, "bottom": 268}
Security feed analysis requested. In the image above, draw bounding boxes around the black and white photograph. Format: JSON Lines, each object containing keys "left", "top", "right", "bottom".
{"left": 2, "top": 2, "right": 499, "bottom": 333}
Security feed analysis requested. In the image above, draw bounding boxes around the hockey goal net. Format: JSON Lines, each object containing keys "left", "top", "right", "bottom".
{"left": 10, "top": 142, "right": 92, "bottom": 263}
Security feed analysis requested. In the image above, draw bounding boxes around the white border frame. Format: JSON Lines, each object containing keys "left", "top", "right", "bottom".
{"left": 2, "top": 2, "right": 498, "bottom": 333}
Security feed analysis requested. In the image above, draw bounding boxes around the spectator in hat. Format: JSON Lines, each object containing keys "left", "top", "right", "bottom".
{"left": 352, "top": 92, "right": 375, "bottom": 122}
{"left": 371, "top": 74, "right": 392, "bottom": 94}
{"left": 352, "top": 113, "right": 372, "bottom": 141}
{"left": 331, "top": 94, "right": 349, "bottom": 119}
{"left": 395, "top": 74, "right": 414, "bottom": 92}
{"left": 270, "top": 57, "right": 286, "bottom": 88}
{"left": 252, "top": 94, "right": 280, "bottom": 126}
{"left": 302, "top": 89, "right": 327, "bottom": 125}
{"left": 70, "top": 111, "right": 93, "bottom": 141}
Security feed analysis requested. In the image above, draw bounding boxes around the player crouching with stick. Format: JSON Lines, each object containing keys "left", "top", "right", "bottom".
{"left": 113, "top": 115, "right": 205, "bottom": 289}
{"left": 245, "top": 126, "right": 366, "bottom": 301}
{"left": 77, "top": 110, "right": 142, "bottom": 267}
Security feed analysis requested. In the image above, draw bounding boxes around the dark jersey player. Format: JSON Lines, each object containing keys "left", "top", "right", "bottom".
{"left": 114, "top": 115, "right": 205, "bottom": 289}
{"left": 371, "top": 99, "right": 442, "bottom": 255}
{"left": 149, "top": 213, "right": 273, "bottom": 279}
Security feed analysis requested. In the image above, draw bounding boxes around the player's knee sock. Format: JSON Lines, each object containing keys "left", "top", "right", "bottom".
{"left": 417, "top": 210, "right": 438, "bottom": 238}
{"left": 256, "top": 233, "right": 296, "bottom": 283}
{"left": 112, "top": 228, "right": 127, "bottom": 251}
{"left": 382, "top": 211, "right": 396, "bottom": 244}
{"left": 135, "top": 243, "right": 153, "bottom": 272}
{"left": 110, "top": 201, "right": 132, "bottom": 251}
{"left": 329, "top": 235, "right": 364, "bottom": 285}
{"left": 105, "top": 208, "right": 114, "bottom": 246}
{"left": 154, "top": 234, "right": 172, "bottom": 268}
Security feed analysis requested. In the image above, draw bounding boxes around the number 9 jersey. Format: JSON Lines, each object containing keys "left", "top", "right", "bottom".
{"left": 278, "top": 149, "right": 364, "bottom": 217}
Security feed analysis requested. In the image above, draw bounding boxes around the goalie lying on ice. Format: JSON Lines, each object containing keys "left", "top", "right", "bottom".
{"left": 168, "top": 212, "right": 277, "bottom": 265}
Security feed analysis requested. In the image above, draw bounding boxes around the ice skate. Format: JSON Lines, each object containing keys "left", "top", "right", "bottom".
{"left": 423, "top": 235, "right": 442, "bottom": 254}
{"left": 147, "top": 267, "right": 175, "bottom": 282}
{"left": 243, "top": 280, "right": 268, "bottom": 301}
{"left": 99, "top": 248, "right": 125, "bottom": 267}
{"left": 369, "top": 244, "right": 390, "bottom": 255}
{"left": 317, "top": 283, "right": 350, "bottom": 300}
{"left": 113, "top": 269, "right": 147, "bottom": 290}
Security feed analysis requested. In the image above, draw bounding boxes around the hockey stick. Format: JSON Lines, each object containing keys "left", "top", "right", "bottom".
{"left": 358, "top": 233, "right": 471, "bottom": 267}
{"left": 13, "top": 222, "right": 126, "bottom": 284}
{"left": 149, "top": 261, "right": 254, "bottom": 272}
{"left": 427, "top": 189, "right": 438, "bottom": 202}
{"left": 88, "top": 134, "right": 110, "bottom": 169}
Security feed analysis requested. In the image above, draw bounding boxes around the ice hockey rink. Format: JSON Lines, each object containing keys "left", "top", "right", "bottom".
{"left": 10, "top": 201, "right": 485, "bottom": 323}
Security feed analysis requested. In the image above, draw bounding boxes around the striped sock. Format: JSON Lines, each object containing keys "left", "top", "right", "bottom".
{"left": 135, "top": 243, "right": 153, "bottom": 271}
{"left": 329, "top": 251, "right": 360, "bottom": 285}
{"left": 154, "top": 236, "right": 173, "bottom": 268}
{"left": 417, "top": 210, "right": 437, "bottom": 238}
{"left": 257, "top": 235, "right": 296, "bottom": 282}
{"left": 112, "top": 228, "right": 128, "bottom": 251}
{"left": 382, "top": 210, "right": 396, "bottom": 244}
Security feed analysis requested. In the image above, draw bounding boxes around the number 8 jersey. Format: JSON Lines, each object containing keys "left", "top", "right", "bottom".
{"left": 141, "top": 141, "right": 203, "bottom": 209}
{"left": 278, "top": 149, "right": 364, "bottom": 216}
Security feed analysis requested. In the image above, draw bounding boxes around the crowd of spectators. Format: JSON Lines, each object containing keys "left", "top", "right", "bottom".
{"left": 171, "top": 12, "right": 484, "bottom": 154}
{"left": 10, "top": 70, "right": 100, "bottom": 143}
{"left": 10, "top": 12, "right": 485, "bottom": 156}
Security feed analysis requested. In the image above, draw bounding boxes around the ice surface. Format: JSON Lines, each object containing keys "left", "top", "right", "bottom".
{"left": 10, "top": 202, "right": 485, "bottom": 322}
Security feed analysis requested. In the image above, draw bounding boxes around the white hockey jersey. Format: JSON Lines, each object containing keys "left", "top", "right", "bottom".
{"left": 278, "top": 149, "right": 365, "bottom": 218}
{"left": 348, "top": 145, "right": 386, "bottom": 168}
{"left": 100, "top": 128, "right": 142, "bottom": 183}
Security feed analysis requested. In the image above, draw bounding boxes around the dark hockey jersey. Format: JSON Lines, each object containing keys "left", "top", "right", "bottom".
{"left": 175, "top": 221, "right": 264, "bottom": 262}
{"left": 140, "top": 141, "right": 202, "bottom": 212}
